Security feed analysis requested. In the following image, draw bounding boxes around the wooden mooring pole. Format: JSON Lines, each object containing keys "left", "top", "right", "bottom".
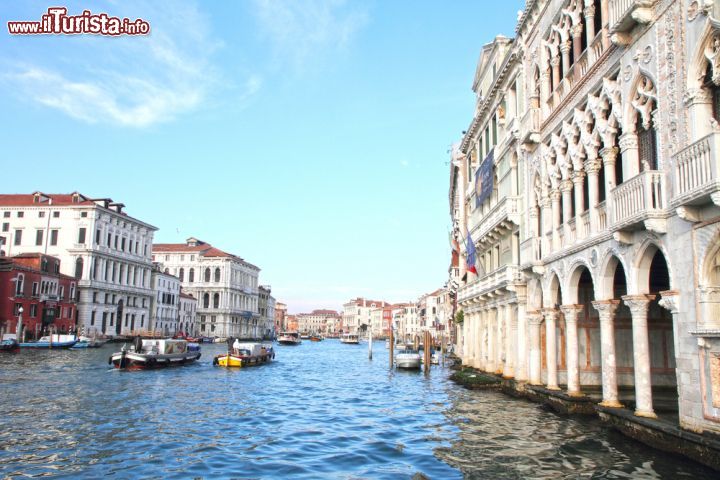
{"left": 368, "top": 331, "right": 373, "bottom": 360}
{"left": 423, "top": 331, "right": 431, "bottom": 374}
{"left": 389, "top": 329, "right": 394, "bottom": 368}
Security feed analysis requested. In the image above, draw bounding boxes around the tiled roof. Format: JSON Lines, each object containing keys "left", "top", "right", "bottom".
{"left": 152, "top": 242, "right": 259, "bottom": 270}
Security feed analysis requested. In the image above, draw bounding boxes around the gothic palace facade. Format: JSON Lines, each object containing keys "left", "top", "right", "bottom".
{"left": 449, "top": 0, "right": 720, "bottom": 445}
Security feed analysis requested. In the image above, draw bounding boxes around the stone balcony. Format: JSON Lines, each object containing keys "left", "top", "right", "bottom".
{"left": 457, "top": 264, "right": 523, "bottom": 304}
{"left": 608, "top": 0, "right": 656, "bottom": 36}
{"left": 611, "top": 169, "right": 666, "bottom": 232}
{"left": 672, "top": 132, "right": 720, "bottom": 210}
{"left": 520, "top": 107, "right": 541, "bottom": 145}
{"left": 470, "top": 195, "right": 521, "bottom": 246}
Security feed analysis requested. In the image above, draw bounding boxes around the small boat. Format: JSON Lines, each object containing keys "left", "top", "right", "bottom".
{"left": 109, "top": 337, "right": 201, "bottom": 370}
{"left": 0, "top": 338, "right": 19, "bottom": 352}
{"left": 213, "top": 341, "right": 275, "bottom": 367}
{"left": 71, "top": 335, "right": 106, "bottom": 349}
{"left": 198, "top": 336, "right": 214, "bottom": 344}
{"left": 309, "top": 333, "right": 323, "bottom": 342}
{"left": 395, "top": 347, "right": 422, "bottom": 369}
{"left": 19, "top": 334, "right": 77, "bottom": 349}
{"left": 277, "top": 331, "right": 301, "bottom": 345}
{"left": 300, "top": 333, "right": 311, "bottom": 340}
{"left": 340, "top": 333, "right": 360, "bottom": 344}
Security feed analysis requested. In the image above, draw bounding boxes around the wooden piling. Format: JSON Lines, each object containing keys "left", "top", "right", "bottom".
{"left": 389, "top": 329, "right": 394, "bottom": 368}
{"left": 368, "top": 331, "right": 373, "bottom": 360}
{"left": 423, "top": 331, "right": 430, "bottom": 374}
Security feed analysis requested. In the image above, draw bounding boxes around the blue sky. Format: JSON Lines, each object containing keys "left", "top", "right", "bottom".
{"left": 1, "top": 1, "right": 523, "bottom": 313}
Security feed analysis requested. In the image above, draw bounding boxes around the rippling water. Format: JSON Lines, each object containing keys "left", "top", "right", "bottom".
{"left": 0, "top": 340, "right": 713, "bottom": 479}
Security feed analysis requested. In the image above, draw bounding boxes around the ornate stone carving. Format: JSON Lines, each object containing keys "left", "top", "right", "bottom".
{"left": 631, "top": 75, "right": 657, "bottom": 130}
{"left": 621, "top": 294, "right": 656, "bottom": 315}
{"left": 658, "top": 290, "right": 680, "bottom": 314}
{"left": 632, "top": 45, "right": 653, "bottom": 65}
{"left": 688, "top": 1, "right": 714, "bottom": 22}
{"left": 705, "top": 31, "right": 720, "bottom": 86}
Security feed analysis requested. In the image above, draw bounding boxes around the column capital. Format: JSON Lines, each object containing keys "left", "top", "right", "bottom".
{"left": 591, "top": 299, "right": 620, "bottom": 317}
{"left": 560, "top": 304, "right": 584, "bottom": 318}
{"left": 550, "top": 56, "right": 561, "bottom": 67}
{"left": 599, "top": 146, "right": 619, "bottom": 165}
{"left": 550, "top": 189, "right": 562, "bottom": 201}
{"left": 584, "top": 158, "right": 602, "bottom": 174}
{"left": 658, "top": 290, "right": 680, "bottom": 314}
{"left": 572, "top": 170, "right": 586, "bottom": 183}
{"left": 542, "top": 308, "right": 560, "bottom": 321}
{"left": 560, "top": 40, "right": 572, "bottom": 53}
{"left": 570, "top": 24, "right": 583, "bottom": 39}
{"left": 527, "top": 310, "right": 543, "bottom": 325}
{"left": 621, "top": 294, "right": 656, "bottom": 314}
{"left": 560, "top": 179, "right": 574, "bottom": 193}
{"left": 583, "top": 5, "right": 596, "bottom": 18}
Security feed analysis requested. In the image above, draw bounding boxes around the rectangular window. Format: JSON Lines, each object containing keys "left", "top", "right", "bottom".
{"left": 53, "top": 211, "right": 59, "bottom": 218}
{"left": 38, "top": 211, "right": 45, "bottom": 218}
{"left": 121, "top": 238, "right": 126, "bottom": 251}
{"left": 93, "top": 292, "right": 98, "bottom": 303}
{"left": 17, "top": 212, "right": 23, "bottom": 218}
{"left": 35, "top": 229, "right": 43, "bottom": 246}
{"left": 59, "top": 286, "right": 64, "bottom": 299}
{"left": 90, "top": 311, "right": 96, "bottom": 326}
{"left": 81, "top": 212, "right": 88, "bottom": 218}
{"left": 107, "top": 233, "right": 112, "bottom": 246}
{"left": 1, "top": 223, "right": 8, "bottom": 232}
{"left": 14, "top": 303, "right": 22, "bottom": 315}
{"left": 2, "top": 212, "right": 9, "bottom": 218}
{"left": 14, "top": 229, "right": 22, "bottom": 246}
{"left": 32, "top": 282, "right": 38, "bottom": 296}
{"left": 78, "top": 228, "right": 86, "bottom": 244}
{"left": 30, "top": 304, "right": 37, "bottom": 317}
{"left": 50, "top": 229, "right": 58, "bottom": 246}
{"left": 114, "top": 235, "right": 118, "bottom": 249}
{"left": 95, "top": 229, "right": 100, "bottom": 245}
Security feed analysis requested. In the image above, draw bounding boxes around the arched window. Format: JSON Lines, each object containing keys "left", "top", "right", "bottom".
{"left": 189, "top": 268, "right": 195, "bottom": 283}
{"left": 75, "top": 258, "right": 84, "bottom": 279}
{"left": 213, "top": 293, "right": 220, "bottom": 309}
{"left": 703, "top": 64, "right": 720, "bottom": 124}
{"left": 203, "top": 293, "right": 209, "bottom": 308}
{"left": 204, "top": 268, "right": 211, "bottom": 282}
{"left": 632, "top": 75, "right": 658, "bottom": 171}
{"left": 15, "top": 274, "right": 24, "bottom": 296}
{"left": 214, "top": 267, "right": 221, "bottom": 282}
{"left": 179, "top": 268, "right": 184, "bottom": 282}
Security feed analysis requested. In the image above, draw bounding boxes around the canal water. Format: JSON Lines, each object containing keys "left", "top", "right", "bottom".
{"left": 0, "top": 340, "right": 714, "bottom": 479}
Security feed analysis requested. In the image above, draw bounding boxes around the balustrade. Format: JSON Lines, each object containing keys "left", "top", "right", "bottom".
{"left": 672, "top": 132, "right": 720, "bottom": 207}
{"left": 609, "top": 0, "right": 656, "bottom": 34}
{"left": 612, "top": 170, "right": 665, "bottom": 226}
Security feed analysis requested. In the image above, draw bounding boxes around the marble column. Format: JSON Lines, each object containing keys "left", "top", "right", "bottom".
{"left": 561, "top": 304, "right": 585, "bottom": 397}
{"left": 584, "top": 5, "right": 596, "bottom": 46}
{"left": 560, "top": 41, "right": 572, "bottom": 77}
{"left": 561, "top": 180, "right": 574, "bottom": 244}
{"left": 592, "top": 299, "right": 622, "bottom": 407}
{"left": 528, "top": 311, "right": 543, "bottom": 385}
{"left": 551, "top": 56, "right": 561, "bottom": 90}
{"left": 572, "top": 171, "right": 586, "bottom": 238}
{"left": 504, "top": 302, "right": 515, "bottom": 378}
{"left": 571, "top": 24, "right": 583, "bottom": 62}
{"left": 551, "top": 190, "right": 562, "bottom": 250}
{"left": 585, "top": 158, "right": 601, "bottom": 234}
{"left": 619, "top": 133, "right": 639, "bottom": 180}
{"left": 474, "top": 310, "right": 484, "bottom": 370}
{"left": 622, "top": 294, "right": 658, "bottom": 418}
{"left": 543, "top": 308, "right": 561, "bottom": 390}
{"left": 515, "top": 293, "right": 529, "bottom": 382}
{"left": 486, "top": 308, "right": 497, "bottom": 373}
{"left": 496, "top": 305, "right": 505, "bottom": 375}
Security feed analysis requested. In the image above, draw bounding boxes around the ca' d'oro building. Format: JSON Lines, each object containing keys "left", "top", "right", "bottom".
{"left": 449, "top": 0, "right": 720, "bottom": 469}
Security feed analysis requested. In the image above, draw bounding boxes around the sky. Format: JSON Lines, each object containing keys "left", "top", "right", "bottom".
{"left": 1, "top": 0, "right": 524, "bottom": 313}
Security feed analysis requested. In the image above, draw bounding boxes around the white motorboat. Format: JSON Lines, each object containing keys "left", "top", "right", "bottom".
{"left": 340, "top": 334, "right": 360, "bottom": 344}
{"left": 277, "top": 331, "right": 301, "bottom": 345}
{"left": 394, "top": 347, "right": 422, "bottom": 369}
{"left": 109, "top": 338, "right": 201, "bottom": 370}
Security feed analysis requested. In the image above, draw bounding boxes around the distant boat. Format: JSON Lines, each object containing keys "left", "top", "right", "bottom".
{"left": 309, "top": 333, "right": 323, "bottom": 342}
{"left": 0, "top": 338, "right": 19, "bottom": 352}
{"left": 277, "top": 331, "right": 301, "bottom": 345}
{"left": 71, "top": 335, "right": 107, "bottom": 349}
{"left": 340, "top": 334, "right": 359, "bottom": 345}
{"left": 109, "top": 338, "right": 201, "bottom": 370}
{"left": 19, "top": 334, "right": 77, "bottom": 349}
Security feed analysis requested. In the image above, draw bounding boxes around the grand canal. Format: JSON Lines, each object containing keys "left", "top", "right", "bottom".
{"left": 0, "top": 340, "right": 714, "bottom": 479}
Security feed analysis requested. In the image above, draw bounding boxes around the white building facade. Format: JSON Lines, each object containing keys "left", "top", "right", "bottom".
{"left": 342, "top": 298, "right": 386, "bottom": 334}
{"left": 153, "top": 237, "right": 260, "bottom": 338}
{"left": 450, "top": 0, "right": 720, "bottom": 463}
{"left": 150, "top": 266, "right": 180, "bottom": 336}
{"left": 178, "top": 292, "right": 197, "bottom": 336}
{"left": 0, "top": 192, "right": 157, "bottom": 337}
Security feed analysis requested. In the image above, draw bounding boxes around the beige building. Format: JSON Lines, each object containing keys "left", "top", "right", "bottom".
{"left": 450, "top": 0, "right": 720, "bottom": 467}
{"left": 153, "top": 237, "right": 260, "bottom": 338}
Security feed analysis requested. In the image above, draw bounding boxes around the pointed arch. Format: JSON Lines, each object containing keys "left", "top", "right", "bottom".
{"left": 633, "top": 239, "right": 672, "bottom": 294}
{"left": 565, "top": 259, "right": 595, "bottom": 304}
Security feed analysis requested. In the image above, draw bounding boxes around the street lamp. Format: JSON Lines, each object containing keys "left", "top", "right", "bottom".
{"left": 17, "top": 306, "right": 24, "bottom": 342}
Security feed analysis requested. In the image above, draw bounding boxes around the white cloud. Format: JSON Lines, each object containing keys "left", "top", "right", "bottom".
{"left": 252, "top": 0, "right": 368, "bottom": 71}
{"left": 3, "top": 1, "right": 260, "bottom": 127}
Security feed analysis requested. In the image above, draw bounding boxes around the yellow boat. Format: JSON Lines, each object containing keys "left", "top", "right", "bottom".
{"left": 213, "top": 342, "right": 274, "bottom": 368}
